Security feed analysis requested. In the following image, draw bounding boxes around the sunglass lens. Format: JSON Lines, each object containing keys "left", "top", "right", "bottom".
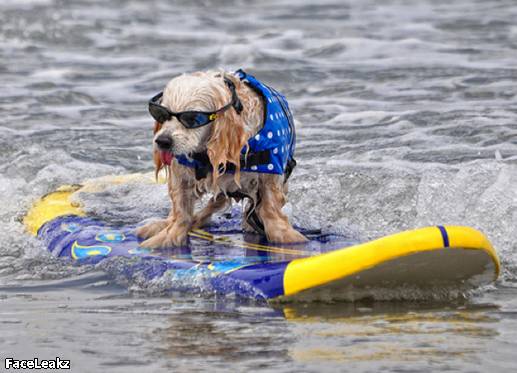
{"left": 179, "top": 112, "right": 210, "bottom": 128}
{"left": 149, "top": 105, "right": 170, "bottom": 123}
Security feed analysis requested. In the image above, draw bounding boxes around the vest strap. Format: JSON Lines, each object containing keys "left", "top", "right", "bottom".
{"left": 189, "top": 150, "right": 272, "bottom": 181}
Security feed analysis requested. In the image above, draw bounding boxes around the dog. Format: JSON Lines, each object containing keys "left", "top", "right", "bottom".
{"left": 136, "top": 69, "right": 307, "bottom": 248}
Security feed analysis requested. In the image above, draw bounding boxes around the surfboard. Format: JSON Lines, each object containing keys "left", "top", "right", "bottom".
{"left": 23, "top": 176, "right": 500, "bottom": 302}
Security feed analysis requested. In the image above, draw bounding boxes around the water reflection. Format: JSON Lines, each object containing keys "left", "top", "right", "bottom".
{"left": 278, "top": 301, "right": 499, "bottom": 364}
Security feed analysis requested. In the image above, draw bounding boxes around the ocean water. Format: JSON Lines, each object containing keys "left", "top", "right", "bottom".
{"left": 1, "top": 0, "right": 517, "bottom": 371}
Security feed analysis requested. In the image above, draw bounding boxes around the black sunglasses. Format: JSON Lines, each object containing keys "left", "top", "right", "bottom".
{"left": 148, "top": 78, "right": 243, "bottom": 129}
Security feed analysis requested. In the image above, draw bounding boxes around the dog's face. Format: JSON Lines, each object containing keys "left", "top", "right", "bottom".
{"left": 153, "top": 71, "right": 229, "bottom": 159}
{"left": 152, "top": 70, "right": 251, "bottom": 187}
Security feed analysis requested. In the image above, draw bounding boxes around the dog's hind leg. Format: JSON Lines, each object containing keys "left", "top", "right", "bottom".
{"left": 192, "top": 194, "right": 230, "bottom": 229}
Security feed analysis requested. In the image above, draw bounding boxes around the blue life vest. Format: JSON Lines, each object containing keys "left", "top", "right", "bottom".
{"left": 176, "top": 69, "right": 296, "bottom": 178}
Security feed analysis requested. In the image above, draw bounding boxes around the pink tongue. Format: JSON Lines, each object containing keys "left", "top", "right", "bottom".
{"left": 160, "top": 151, "right": 174, "bottom": 165}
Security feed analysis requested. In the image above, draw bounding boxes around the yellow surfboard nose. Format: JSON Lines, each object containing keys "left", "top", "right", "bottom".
{"left": 23, "top": 185, "right": 84, "bottom": 235}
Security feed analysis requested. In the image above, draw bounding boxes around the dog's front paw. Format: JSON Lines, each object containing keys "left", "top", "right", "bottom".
{"left": 135, "top": 219, "right": 170, "bottom": 240}
{"left": 139, "top": 223, "right": 190, "bottom": 249}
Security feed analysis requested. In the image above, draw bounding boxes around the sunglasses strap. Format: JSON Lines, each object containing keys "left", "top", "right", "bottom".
{"left": 224, "top": 77, "right": 243, "bottom": 115}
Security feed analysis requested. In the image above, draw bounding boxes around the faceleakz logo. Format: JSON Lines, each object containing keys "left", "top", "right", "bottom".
{"left": 4, "top": 357, "right": 71, "bottom": 370}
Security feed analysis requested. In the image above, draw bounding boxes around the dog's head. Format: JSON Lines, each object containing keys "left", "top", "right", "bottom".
{"left": 152, "top": 71, "right": 249, "bottom": 186}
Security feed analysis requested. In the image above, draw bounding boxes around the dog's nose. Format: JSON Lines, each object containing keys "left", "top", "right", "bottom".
{"left": 155, "top": 135, "right": 173, "bottom": 150}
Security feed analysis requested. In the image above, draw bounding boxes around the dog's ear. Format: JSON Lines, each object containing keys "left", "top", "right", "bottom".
{"left": 206, "top": 74, "right": 248, "bottom": 189}
{"left": 153, "top": 121, "right": 165, "bottom": 180}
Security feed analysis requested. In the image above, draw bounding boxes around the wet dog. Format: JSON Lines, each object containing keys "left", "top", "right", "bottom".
{"left": 136, "top": 70, "right": 306, "bottom": 248}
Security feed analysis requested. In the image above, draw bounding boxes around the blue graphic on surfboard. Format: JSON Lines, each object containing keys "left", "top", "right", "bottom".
{"left": 96, "top": 231, "right": 125, "bottom": 243}
{"left": 71, "top": 241, "right": 112, "bottom": 260}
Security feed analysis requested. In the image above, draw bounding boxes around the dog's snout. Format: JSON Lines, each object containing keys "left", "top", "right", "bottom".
{"left": 155, "top": 134, "right": 173, "bottom": 150}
